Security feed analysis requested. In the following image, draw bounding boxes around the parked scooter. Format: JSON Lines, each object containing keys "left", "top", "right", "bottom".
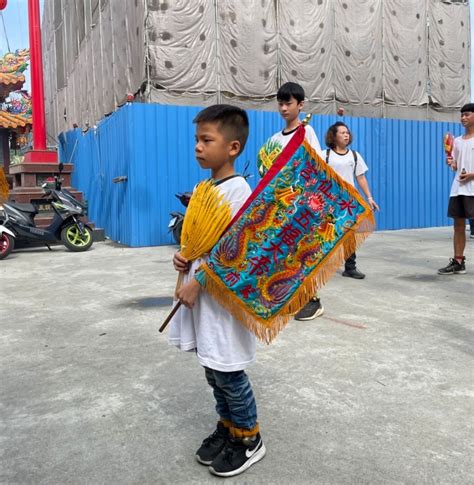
{"left": 168, "top": 192, "right": 192, "bottom": 245}
{"left": 0, "top": 223, "right": 15, "bottom": 260}
{"left": 0, "top": 162, "right": 93, "bottom": 256}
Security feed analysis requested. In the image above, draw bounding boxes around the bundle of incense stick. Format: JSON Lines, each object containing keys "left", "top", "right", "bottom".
{"left": 159, "top": 179, "right": 232, "bottom": 332}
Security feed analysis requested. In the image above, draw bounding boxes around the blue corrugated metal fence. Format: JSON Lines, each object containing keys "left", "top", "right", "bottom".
{"left": 59, "top": 103, "right": 463, "bottom": 247}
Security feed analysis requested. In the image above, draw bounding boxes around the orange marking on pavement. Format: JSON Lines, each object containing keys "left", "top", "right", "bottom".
{"left": 324, "top": 315, "right": 367, "bottom": 329}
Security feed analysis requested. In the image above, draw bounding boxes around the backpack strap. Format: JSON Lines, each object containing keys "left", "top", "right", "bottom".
{"left": 326, "top": 148, "right": 330, "bottom": 163}
{"left": 352, "top": 150, "right": 358, "bottom": 176}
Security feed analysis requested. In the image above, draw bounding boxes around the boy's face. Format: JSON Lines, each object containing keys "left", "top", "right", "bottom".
{"left": 195, "top": 122, "right": 240, "bottom": 171}
{"left": 460, "top": 110, "right": 474, "bottom": 128}
{"left": 278, "top": 96, "right": 303, "bottom": 123}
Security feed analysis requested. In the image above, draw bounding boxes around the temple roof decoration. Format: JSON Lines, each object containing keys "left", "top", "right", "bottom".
{"left": 0, "top": 49, "right": 30, "bottom": 102}
{"left": 6, "top": 90, "right": 32, "bottom": 116}
{"left": 0, "top": 73, "right": 25, "bottom": 100}
{"left": 0, "top": 110, "right": 30, "bottom": 129}
{"left": 0, "top": 50, "right": 32, "bottom": 130}
{"left": 0, "top": 49, "right": 30, "bottom": 74}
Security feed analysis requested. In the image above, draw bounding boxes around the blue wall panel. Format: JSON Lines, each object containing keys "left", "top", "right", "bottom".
{"left": 60, "top": 107, "right": 133, "bottom": 245}
{"left": 61, "top": 103, "right": 463, "bottom": 247}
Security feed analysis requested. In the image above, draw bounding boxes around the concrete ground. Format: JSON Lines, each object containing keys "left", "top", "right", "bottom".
{"left": 0, "top": 227, "right": 473, "bottom": 485}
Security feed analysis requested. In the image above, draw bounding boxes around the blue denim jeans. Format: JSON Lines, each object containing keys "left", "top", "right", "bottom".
{"left": 204, "top": 367, "right": 257, "bottom": 430}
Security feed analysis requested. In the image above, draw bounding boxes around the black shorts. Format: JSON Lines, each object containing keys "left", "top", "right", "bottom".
{"left": 447, "top": 195, "right": 474, "bottom": 219}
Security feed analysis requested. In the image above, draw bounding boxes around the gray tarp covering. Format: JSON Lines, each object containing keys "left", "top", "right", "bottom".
{"left": 279, "top": 0, "right": 332, "bottom": 103}
{"left": 147, "top": 1, "right": 217, "bottom": 92}
{"left": 146, "top": 0, "right": 470, "bottom": 120}
{"left": 333, "top": 0, "right": 383, "bottom": 105}
{"left": 429, "top": 0, "right": 471, "bottom": 109}
{"left": 42, "top": 0, "right": 145, "bottom": 139}
{"left": 383, "top": 0, "right": 429, "bottom": 107}
{"left": 43, "top": 0, "right": 470, "bottom": 139}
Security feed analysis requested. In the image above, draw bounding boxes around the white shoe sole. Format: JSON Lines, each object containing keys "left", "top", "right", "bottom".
{"left": 295, "top": 307, "right": 325, "bottom": 321}
{"left": 209, "top": 442, "right": 266, "bottom": 477}
{"left": 196, "top": 455, "right": 213, "bottom": 466}
{"left": 438, "top": 270, "right": 466, "bottom": 275}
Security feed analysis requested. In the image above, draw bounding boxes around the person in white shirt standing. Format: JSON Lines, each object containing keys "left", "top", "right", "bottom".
{"left": 324, "top": 122, "right": 379, "bottom": 279}
{"left": 257, "top": 82, "right": 325, "bottom": 321}
{"left": 438, "top": 103, "right": 474, "bottom": 275}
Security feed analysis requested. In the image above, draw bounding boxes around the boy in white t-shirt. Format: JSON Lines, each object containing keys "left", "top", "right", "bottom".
{"left": 438, "top": 103, "right": 474, "bottom": 275}
{"left": 170, "top": 105, "right": 265, "bottom": 477}
{"left": 257, "top": 82, "right": 325, "bottom": 321}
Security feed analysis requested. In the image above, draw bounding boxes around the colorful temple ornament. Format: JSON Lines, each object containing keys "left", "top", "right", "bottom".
{"left": 5, "top": 90, "right": 32, "bottom": 117}
{"left": 0, "top": 49, "right": 30, "bottom": 74}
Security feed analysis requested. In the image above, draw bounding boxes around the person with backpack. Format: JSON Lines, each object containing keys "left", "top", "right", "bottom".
{"left": 324, "top": 122, "right": 379, "bottom": 279}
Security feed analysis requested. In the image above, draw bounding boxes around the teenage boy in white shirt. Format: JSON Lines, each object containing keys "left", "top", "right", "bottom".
{"left": 438, "top": 103, "right": 474, "bottom": 274}
{"left": 257, "top": 81, "right": 325, "bottom": 321}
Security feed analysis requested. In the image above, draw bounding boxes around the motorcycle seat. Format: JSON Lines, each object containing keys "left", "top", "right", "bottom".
{"left": 8, "top": 202, "right": 38, "bottom": 214}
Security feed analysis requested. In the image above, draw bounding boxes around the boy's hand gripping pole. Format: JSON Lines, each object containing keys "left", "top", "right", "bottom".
{"left": 159, "top": 301, "right": 182, "bottom": 333}
{"left": 159, "top": 272, "right": 185, "bottom": 333}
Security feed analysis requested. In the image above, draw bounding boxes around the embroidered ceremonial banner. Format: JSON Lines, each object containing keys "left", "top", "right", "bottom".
{"left": 197, "top": 124, "right": 375, "bottom": 343}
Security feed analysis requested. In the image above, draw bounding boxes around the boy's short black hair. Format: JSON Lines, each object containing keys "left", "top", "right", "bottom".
{"left": 193, "top": 104, "right": 249, "bottom": 154}
{"left": 277, "top": 82, "right": 305, "bottom": 104}
{"left": 460, "top": 103, "right": 474, "bottom": 113}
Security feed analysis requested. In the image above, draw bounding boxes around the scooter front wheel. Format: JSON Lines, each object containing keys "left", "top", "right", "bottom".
{"left": 61, "top": 223, "right": 93, "bottom": 252}
{"left": 0, "top": 232, "right": 14, "bottom": 260}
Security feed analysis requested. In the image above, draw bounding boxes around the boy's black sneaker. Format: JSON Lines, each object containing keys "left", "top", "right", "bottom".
{"left": 195, "top": 422, "right": 230, "bottom": 465}
{"left": 294, "top": 297, "right": 324, "bottom": 321}
{"left": 438, "top": 257, "right": 466, "bottom": 275}
{"left": 209, "top": 433, "right": 266, "bottom": 477}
